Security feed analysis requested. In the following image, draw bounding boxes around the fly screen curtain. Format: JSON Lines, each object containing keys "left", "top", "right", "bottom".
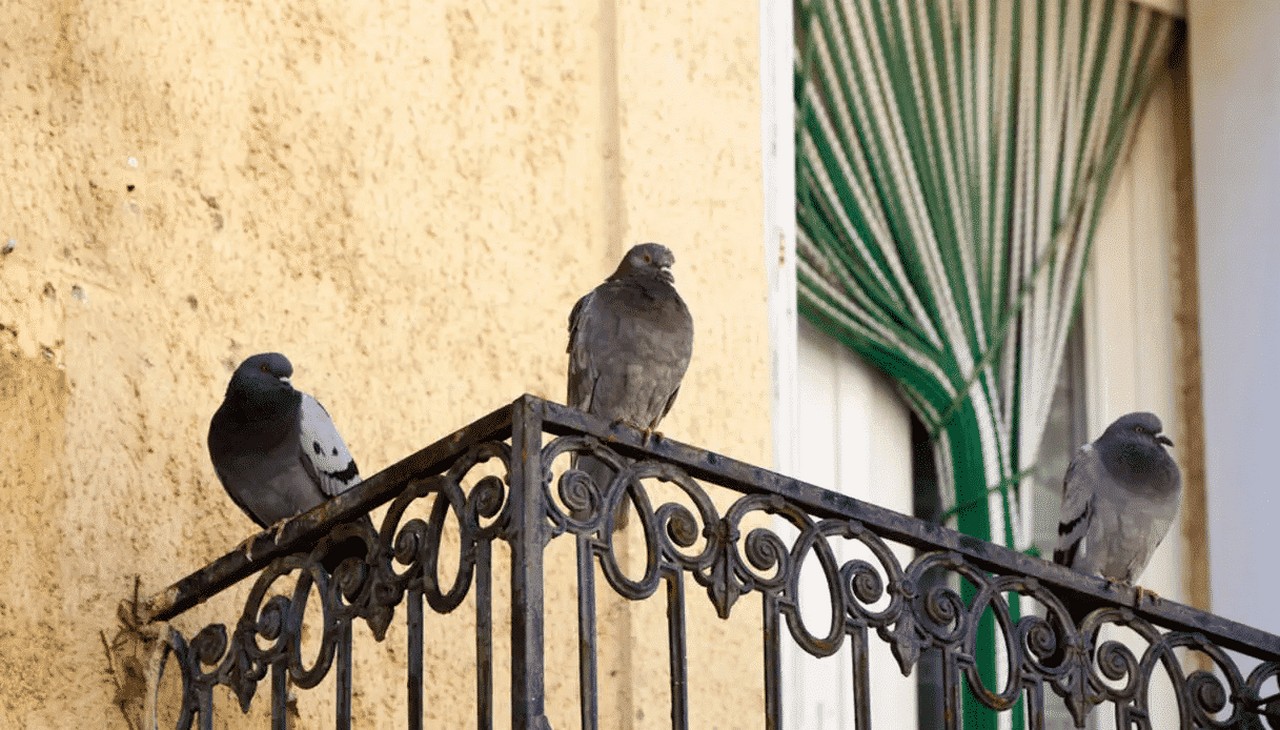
{"left": 795, "top": 0, "right": 1176, "bottom": 726}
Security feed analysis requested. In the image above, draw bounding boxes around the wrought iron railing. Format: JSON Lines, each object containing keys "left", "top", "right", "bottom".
{"left": 142, "top": 395, "right": 1280, "bottom": 728}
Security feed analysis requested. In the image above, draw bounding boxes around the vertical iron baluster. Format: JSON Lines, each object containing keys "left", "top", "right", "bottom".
{"left": 763, "top": 594, "right": 781, "bottom": 730}
{"left": 336, "top": 621, "right": 352, "bottom": 730}
{"left": 476, "top": 540, "right": 493, "bottom": 730}
{"left": 1118, "top": 703, "right": 1149, "bottom": 730}
{"left": 407, "top": 585, "right": 423, "bottom": 730}
{"left": 850, "top": 628, "right": 871, "bottom": 730}
{"left": 509, "top": 396, "right": 549, "bottom": 730}
{"left": 942, "top": 653, "right": 960, "bottom": 730}
{"left": 1025, "top": 683, "right": 1044, "bottom": 730}
{"left": 666, "top": 572, "right": 689, "bottom": 730}
{"left": 272, "top": 660, "right": 289, "bottom": 730}
{"left": 196, "top": 684, "right": 213, "bottom": 730}
{"left": 577, "top": 534, "right": 598, "bottom": 730}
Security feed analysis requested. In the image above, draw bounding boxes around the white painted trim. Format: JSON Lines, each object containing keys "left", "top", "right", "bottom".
{"left": 765, "top": 7, "right": 918, "bottom": 723}
{"left": 762, "top": 0, "right": 798, "bottom": 476}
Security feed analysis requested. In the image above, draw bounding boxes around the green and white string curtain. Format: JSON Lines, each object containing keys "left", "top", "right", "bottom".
{"left": 795, "top": 0, "right": 1176, "bottom": 726}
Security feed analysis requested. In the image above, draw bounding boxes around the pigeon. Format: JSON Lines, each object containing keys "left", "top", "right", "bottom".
{"left": 1053, "top": 411, "right": 1182, "bottom": 585}
{"left": 208, "top": 352, "right": 373, "bottom": 572}
{"left": 567, "top": 243, "right": 694, "bottom": 515}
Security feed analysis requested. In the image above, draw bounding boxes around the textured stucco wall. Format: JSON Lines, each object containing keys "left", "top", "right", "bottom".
{"left": 0, "top": 0, "right": 767, "bottom": 726}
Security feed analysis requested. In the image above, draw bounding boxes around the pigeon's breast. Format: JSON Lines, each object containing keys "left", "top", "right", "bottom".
{"left": 1082, "top": 477, "right": 1180, "bottom": 582}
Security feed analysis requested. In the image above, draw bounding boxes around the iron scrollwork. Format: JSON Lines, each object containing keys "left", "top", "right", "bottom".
{"left": 158, "top": 441, "right": 511, "bottom": 728}
{"left": 540, "top": 432, "right": 1280, "bottom": 729}
{"left": 148, "top": 397, "right": 1280, "bottom": 729}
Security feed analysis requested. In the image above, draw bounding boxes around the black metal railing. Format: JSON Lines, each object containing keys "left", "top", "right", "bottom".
{"left": 143, "top": 395, "right": 1280, "bottom": 728}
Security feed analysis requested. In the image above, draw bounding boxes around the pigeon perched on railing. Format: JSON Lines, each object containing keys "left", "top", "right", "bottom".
{"left": 208, "top": 352, "right": 373, "bottom": 573}
{"left": 566, "top": 243, "right": 694, "bottom": 516}
{"left": 1053, "top": 411, "right": 1182, "bottom": 585}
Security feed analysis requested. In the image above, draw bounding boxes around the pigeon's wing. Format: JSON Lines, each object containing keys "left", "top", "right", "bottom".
{"left": 298, "top": 393, "right": 361, "bottom": 498}
{"left": 567, "top": 289, "right": 600, "bottom": 411}
{"left": 658, "top": 385, "right": 682, "bottom": 422}
{"left": 208, "top": 405, "right": 273, "bottom": 529}
{"left": 1053, "top": 444, "right": 1096, "bottom": 568}
{"left": 651, "top": 287, "right": 693, "bottom": 423}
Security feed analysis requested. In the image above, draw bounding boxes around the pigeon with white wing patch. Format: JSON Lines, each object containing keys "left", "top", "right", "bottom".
{"left": 208, "top": 352, "right": 372, "bottom": 572}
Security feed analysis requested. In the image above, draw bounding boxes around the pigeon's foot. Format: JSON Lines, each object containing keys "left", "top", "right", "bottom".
{"left": 607, "top": 417, "right": 647, "bottom": 434}
{"left": 640, "top": 427, "right": 665, "bottom": 447}
{"left": 1106, "top": 578, "right": 1160, "bottom": 606}
{"left": 267, "top": 518, "right": 291, "bottom": 544}
{"left": 1100, "top": 577, "right": 1137, "bottom": 608}
{"left": 235, "top": 534, "right": 257, "bottom": 561}
{"left": 605, "top": 417, "right": 659, "bottom": 445}
{"left": 1134, "top": 585, "right": 1161, "bottom": 606}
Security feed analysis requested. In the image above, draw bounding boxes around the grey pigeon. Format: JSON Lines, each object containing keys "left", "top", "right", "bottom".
{"left": 1053, "top": 412, "right": 1182, "bottom": 584}
{"left": 209, "top": 352, "right": 372, "bottom": 571}
{"left": 567, "top": 243, "right": 694, "bottom": 508}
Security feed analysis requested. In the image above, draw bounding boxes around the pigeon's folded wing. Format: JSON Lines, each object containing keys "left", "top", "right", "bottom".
{"left": 1054, "top": 444, "right": 1096, "bottom": 568}
{"left": 567, "top": 290, "right": 600, "bottom": 412}
{"left": 298, "top": 393, "right": 361, "bottom": 498}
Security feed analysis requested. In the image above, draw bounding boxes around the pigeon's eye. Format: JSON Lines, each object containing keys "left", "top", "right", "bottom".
{"left": 1134, "top": 425, "right": 1146, "bottom": 434}
{"left": 259, "top": 364, "right": 270, "bottom": 374}
{"left": 643, "top": 254, "right": 653, "bottom": 264}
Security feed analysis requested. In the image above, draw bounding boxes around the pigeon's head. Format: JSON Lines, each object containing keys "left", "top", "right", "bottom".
{"left": 1097, "top": 411, "right": 1178, "bottom": 488}
{"left": 1103, "top": 411, "right": 1173, "bottom": 449}
{"left": 226, "top": 352, "right": 296, "bottom": 402}
{"left": 612, "top": 243, "right": 677, "bottom": 284}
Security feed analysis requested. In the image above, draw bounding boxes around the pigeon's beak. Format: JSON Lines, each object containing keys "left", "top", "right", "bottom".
{"left": 1156, "top": 434, "right": 1173, "bottom": 447}
{"left": 278, "top": 376, "right": 291, "bottom": 385}
{"left": 658, "top": 266, "right": 674, "bottom": 283}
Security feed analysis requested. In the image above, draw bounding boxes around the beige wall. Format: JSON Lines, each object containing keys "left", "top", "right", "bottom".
{"left": 0, "top": 0, "right": 768, "bottom": 727}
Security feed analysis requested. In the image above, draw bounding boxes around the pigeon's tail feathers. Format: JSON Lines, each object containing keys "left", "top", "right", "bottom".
{"left": 318, "top": 513, "right": 377, "bottom": 575}
{"left": 569, "top": 453, "right": 616, "bottom": 518}
{"left": 320, "top": 537, "right": 366, "bottom": 575}
{"left": 569, "top": 451, "right": 644, "bottom": 528}
{"left": 1043, "top": 592, "right": 1097, "bottom": 670}
{"left": 1052, "top": 546, "right": 1067, "bottom": 566}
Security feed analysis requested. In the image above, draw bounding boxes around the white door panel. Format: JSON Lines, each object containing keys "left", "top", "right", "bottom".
{"left": 781, "top": 322, "right": 915, "bottom": 729}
